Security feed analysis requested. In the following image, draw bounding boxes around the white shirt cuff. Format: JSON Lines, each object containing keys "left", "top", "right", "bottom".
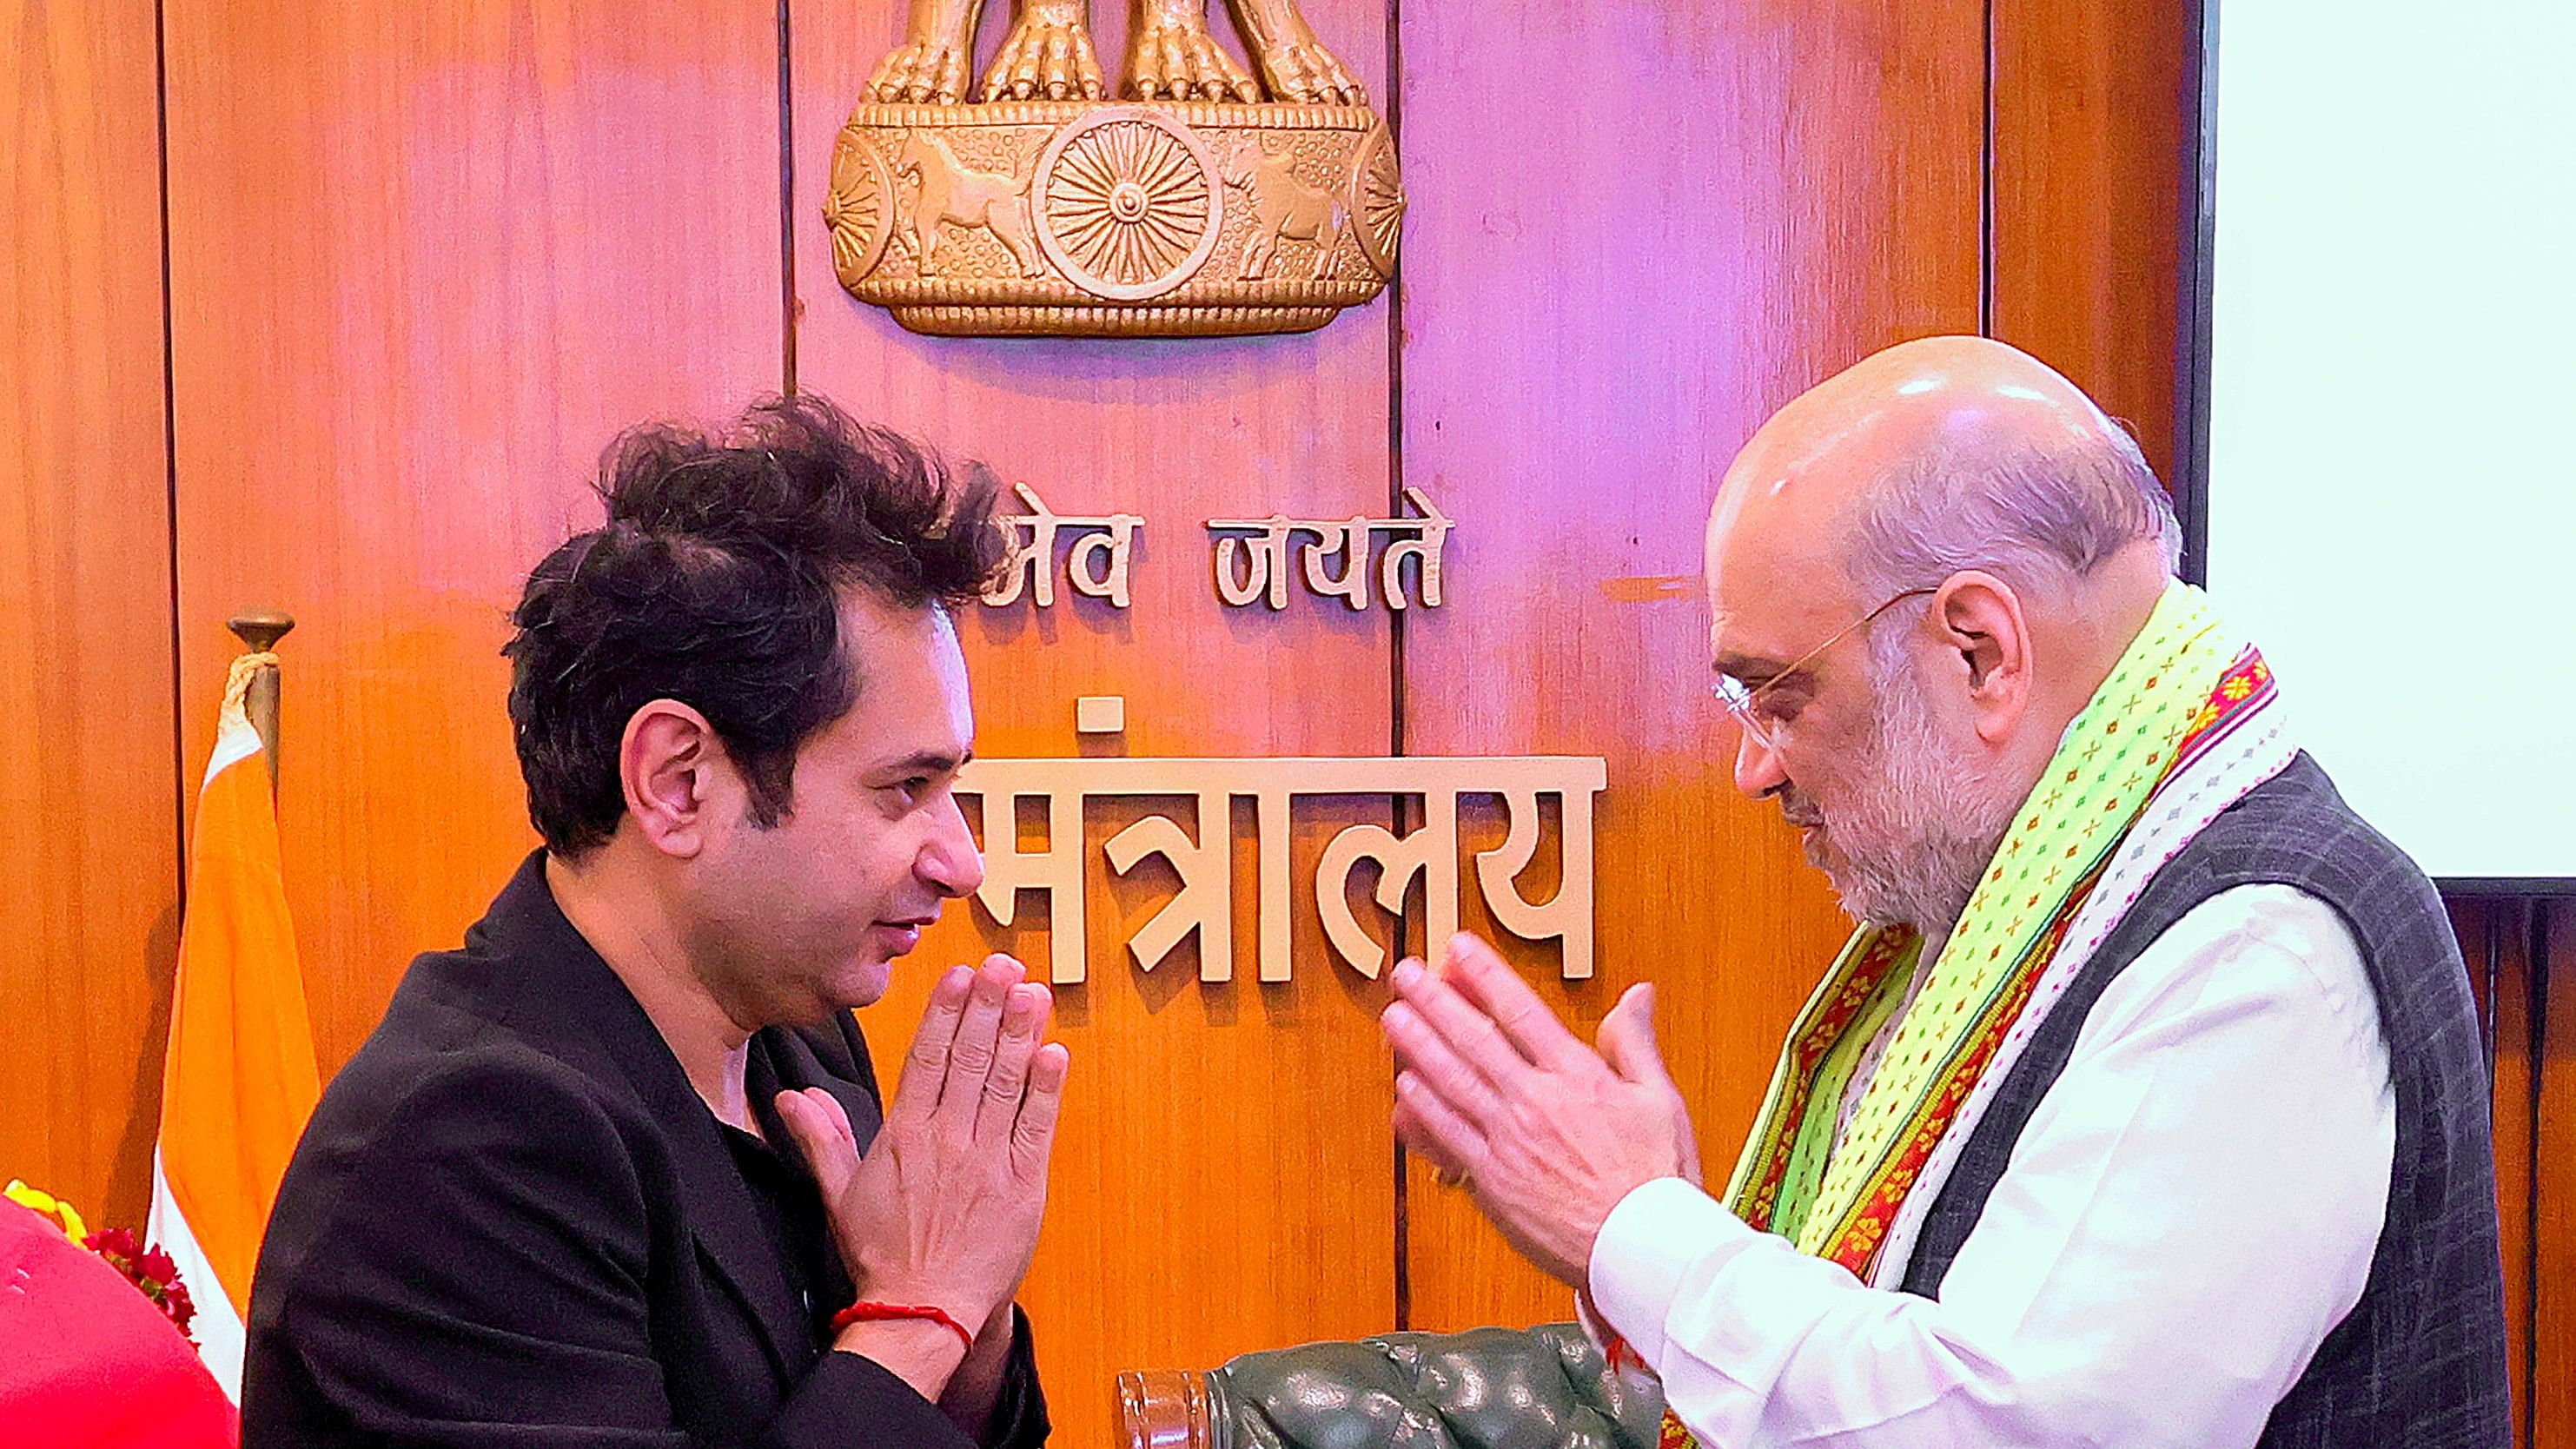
{"left": 1587, "top": 1175, "right": 1752, "bottom": 1368}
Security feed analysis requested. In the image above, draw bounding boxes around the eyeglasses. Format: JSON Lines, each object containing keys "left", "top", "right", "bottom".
{"left": 1711, "top": 587, "right": 1937, "bottom": 753}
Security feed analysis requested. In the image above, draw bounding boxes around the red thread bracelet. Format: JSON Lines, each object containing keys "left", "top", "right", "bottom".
{"left": 1603, "top": 1333, "right": 1646, "bottom": 1374}
{"left": 831, "top": 1300, "right": 977, "bottom": 1355}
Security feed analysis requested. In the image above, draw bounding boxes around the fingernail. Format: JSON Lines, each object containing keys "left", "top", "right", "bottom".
{"left": 1391, "top": 959, "right": 1422, "bottom": 988}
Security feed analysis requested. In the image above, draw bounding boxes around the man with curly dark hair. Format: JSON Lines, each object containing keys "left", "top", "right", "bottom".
{"left": 242, "top": 396, "right": 1063, "bottom": 1449}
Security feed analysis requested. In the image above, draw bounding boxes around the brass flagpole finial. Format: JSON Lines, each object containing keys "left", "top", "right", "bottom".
{"left": 226, "top": 611, "right": 295, "bottom": 791}
{"left": 226, "top": 610, "right": 295, "bottom": 655}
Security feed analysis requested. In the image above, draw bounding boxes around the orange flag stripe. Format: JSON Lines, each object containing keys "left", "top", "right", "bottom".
{"left": 158, "top": 660, "right": 320, "bottom": 1319}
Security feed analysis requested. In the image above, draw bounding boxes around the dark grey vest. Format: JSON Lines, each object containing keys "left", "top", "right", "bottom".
{"left": 1898, "top": 753, "right": 2509, "bottom": 1447}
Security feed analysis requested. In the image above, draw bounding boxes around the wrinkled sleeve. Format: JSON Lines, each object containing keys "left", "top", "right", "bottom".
{"left": 254, "top": 1055, "right": 971, "bottom": 1449}
{"left": 979, "top": 1307, "right": 1051, "bottom": 1449}
{"left": 1586, "top": 886, "right": 2394, "bottom": 1449}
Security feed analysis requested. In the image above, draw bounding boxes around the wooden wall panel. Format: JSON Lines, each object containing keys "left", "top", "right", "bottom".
{"left": 0, "top": 0, "right": 181, "bottom": 1230}
{"left": 2536, "top": 902, "right": 2574, "bottom": 1449}
{"left": 1990, "top": 0, "right": 2193, "bottom": 483}
{"left": 2455, "top": 898, "right": 2538, "bottom": 1442}
{"left": 20, "top": 0, "right": 2559, "bottom": 1439}
{"left": 789, "top": 3, "right": 1401, "bottom": 1440}
{"left": 1394, "top": 0, "right": 1986, "bottom": 1331}
{"left": 161, "top": 0, "right": 787, "bottom": 1070}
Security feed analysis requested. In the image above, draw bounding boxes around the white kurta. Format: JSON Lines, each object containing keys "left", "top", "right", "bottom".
{"left": 1587, "top": 884, "right": 2396, "bottom": 1449}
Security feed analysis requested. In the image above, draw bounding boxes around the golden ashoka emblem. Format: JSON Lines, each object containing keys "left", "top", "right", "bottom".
{"left": 1036, "top": 109, "right": 1222, "bottom": 301}
{"left": 824, "top": 126, "right": 896, "bottom": 285}
{"left": 1349, "top": 123, "right": 1405, "bottom": 280}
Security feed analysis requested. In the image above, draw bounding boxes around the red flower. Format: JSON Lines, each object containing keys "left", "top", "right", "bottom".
{"left": 164, "top": 1274, "right": 198, "bottom": 1328}
{"left": 82, "top": 1227, "right": 200, "bottom": 1345}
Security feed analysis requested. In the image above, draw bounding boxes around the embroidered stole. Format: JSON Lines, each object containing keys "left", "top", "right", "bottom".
{"left": 1645, "top": 581, "right": 2281, "bottom": 1448}
{"left": 1723, "top": 582, "right": 2268, "bottom": 1276}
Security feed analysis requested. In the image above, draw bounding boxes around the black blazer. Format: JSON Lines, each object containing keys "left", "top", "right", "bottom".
{"left": 242, "top": 852, "right": 1048, "bottom": 1448}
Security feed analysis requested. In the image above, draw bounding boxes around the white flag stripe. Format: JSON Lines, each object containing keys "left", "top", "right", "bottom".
{"left": 201, "top": 711, "right": 263, "bottom": 791}
{"left": 149, "top": 1148, "right": 246, "bottom": 1402}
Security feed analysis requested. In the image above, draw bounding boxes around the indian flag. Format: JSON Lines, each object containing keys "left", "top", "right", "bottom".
{"left": 147, "top": 650, "right": 321, "bottom": 1400}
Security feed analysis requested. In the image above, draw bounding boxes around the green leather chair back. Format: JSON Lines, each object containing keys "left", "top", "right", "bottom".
{"left": 1200, "top": 1322, "right": 1668, "bottom": 1449}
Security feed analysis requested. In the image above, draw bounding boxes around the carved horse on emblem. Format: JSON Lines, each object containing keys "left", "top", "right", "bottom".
{"left": 870, "top": 0, "right": 1364, "bottom": 108}
{"left": 1220, "top": 135, "right": 1345, "bottom": 280}
{"left": 893, "top": 129, "right": 1047, "bottom": 277}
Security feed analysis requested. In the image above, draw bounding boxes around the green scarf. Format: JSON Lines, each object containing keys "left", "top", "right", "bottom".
{"left": 1724, "top": 580, "right": 2246, "bottom": 1273}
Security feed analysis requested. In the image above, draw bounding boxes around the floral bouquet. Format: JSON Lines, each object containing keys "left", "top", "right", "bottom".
{"left": 3, "top": 1181, "right": 200, "bottom": 1345}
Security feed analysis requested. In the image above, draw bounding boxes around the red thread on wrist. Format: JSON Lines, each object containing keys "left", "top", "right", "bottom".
{"left": 1578, "top": 1288, "right": 1646, "bottom": 1375}
{"left": 831, "top": 1300, "right": 977, "bottom": 1355}
{"left": 1603, "top": 1333, "right": 1646, "bottom": 1374}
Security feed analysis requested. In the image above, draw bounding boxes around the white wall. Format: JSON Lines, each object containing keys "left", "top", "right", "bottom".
{"left": 2206, "top": 0, "right": 2576, "bottom": 881}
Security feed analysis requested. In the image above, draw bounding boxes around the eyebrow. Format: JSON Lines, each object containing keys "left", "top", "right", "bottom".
{"left": 876, "top": 747, "right": 974, "bottom": 777}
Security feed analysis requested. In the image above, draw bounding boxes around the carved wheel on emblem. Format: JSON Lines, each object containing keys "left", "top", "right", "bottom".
{"left": 1349, "top": 123, "right": 1405, "bottom": 281}
{"left": 1036, "top": 109, "right": 1222, "bottom": 301}
{"left": 824, "top": 127, "right": 897, "bottom": 286}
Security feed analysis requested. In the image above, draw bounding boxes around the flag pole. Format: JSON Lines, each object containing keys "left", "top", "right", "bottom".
{"left": 224, "top": 611, "right": 294, "bottom": 794}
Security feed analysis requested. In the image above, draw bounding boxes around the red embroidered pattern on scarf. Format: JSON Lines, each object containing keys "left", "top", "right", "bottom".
{"left": 1733, "top": 926, "right": 1919, "bottom": 1232}
{"left": 1818, "top": 860, "right": 2104, "bottom": 1277}
{"left": 1806, "top": 645, "right": 2272, "bottom": 1278}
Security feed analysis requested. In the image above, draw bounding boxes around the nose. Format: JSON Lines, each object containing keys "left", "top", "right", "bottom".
{"left": 1732, "top": 722, "right": 1789, "bottom": 800}
{"left": 918, "top": 788, "right": 986, "bottom": 899}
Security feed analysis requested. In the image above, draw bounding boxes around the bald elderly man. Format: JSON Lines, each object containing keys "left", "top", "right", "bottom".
{"left": 1382, "top": 337, "right": 2509, "bottom": 1447}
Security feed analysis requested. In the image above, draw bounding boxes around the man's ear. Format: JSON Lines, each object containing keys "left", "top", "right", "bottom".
{"left": 619, "top": 700, "right": 722, "bottom": 859}
{"left": 1930, "top": 571, "right": 2033, "bottom": 744}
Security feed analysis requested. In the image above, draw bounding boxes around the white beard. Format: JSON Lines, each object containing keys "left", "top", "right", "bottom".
{"left": 1814, "top": 640, "right": 2023, "bottom": 934}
